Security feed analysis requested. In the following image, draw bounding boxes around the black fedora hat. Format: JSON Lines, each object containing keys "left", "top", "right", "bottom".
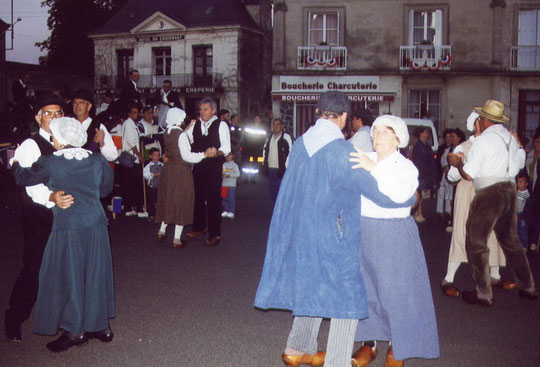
{"left": 34, "top": 91, "right": 65, "bottom": 115}
{"left": 72, "top": 89, "right": 94, "bottom": 105}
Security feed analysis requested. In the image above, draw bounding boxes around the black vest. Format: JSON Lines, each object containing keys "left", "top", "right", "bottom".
{"left": 191, "top": 119, "right": 225, "bottom": 171}
{"left": 21, "top": 134, "right": 55, "bottom": 225}
{"left": 82, "top": 118, "right": 102, "bottom": 150}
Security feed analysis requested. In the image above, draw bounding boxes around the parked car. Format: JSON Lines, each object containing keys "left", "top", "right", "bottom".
{"left": 402, "top": 118, "right": 439, "bottom": 158}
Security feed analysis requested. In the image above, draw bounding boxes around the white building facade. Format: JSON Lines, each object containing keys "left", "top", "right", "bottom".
{"left": 90, "top": 0, "right": 272, "bottom": 118}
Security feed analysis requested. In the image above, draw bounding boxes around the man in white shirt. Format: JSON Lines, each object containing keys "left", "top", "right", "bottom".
{"left": 121, "top": 105, "right": 146, "bottom": 217}
{"left": 449, "top": 100, "right": 537, "bottom": 306}
{"left": 4, "top": 92, "right": 74, "bottom": 342}
{"left": 72, "top": 89, "right": 118, "bottom": 162}
{"left": 186, "top": 97, "right": 231, "bottom": 247}
{"left": 348, "top": 108, "right": 374, "bottom": 153}
{"left": 262, "top": 118, "right": 293, "bottom": 202}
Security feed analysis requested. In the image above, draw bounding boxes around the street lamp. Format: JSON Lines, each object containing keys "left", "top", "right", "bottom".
{"left": 6, "top": 17, "right": 22, "bottom": 51}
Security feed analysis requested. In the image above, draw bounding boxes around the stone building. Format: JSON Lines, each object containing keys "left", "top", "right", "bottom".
{"left": 272, "top": 0, "right": 540, "bottom": 146}
{"left": 89, "top": 0, "right": 272, "bottom": 119}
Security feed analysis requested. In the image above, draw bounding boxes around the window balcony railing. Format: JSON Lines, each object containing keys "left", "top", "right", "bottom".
{"left": 399, "top": 45, "right": 451, "bottom": 71}
{"left": 510, "top": 46, "right": 540, "bottom": 71}
{"left": 297, "top": 45, "right": 347, "bottom": 71}
{"left": 95, "top": 73, "right": 223, "bottom": 90}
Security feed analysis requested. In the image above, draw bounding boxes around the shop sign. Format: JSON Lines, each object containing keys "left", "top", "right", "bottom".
{"left": 279, "top": 76, "right": 380, "bottom": 92}
{"left": 136, "top": 34, "right": 184, "bottom": 42}
{"left": 182, "top": 87, "right": 215, "bottom": 94}
{"left": 272, "top": 93, "right": 394, "bottom": 102}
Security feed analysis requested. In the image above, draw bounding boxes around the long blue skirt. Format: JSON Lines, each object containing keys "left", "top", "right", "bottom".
{"left": 33, "top": 224, "right": 115, "bottom": 335}
{"left": 355, "top": 216, "right": 439, "bottom": 360}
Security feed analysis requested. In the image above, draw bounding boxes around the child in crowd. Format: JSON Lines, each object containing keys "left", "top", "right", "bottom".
{"left": 516, "top": 170, "right": 530, "bottom": 249}
{"left": 222, "top": 153, "right": 240, "bottom": 219}
{"left": 143, "top": 148, "right": 163, "bottom": 219}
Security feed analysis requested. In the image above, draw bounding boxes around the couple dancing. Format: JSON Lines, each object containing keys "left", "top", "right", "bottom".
{"left": 254, "top": 91, "right": 439, "bottom": 367}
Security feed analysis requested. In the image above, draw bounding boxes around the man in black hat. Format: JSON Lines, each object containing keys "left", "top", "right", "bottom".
{"left": 72, "top": 89, "right": 118, "bottom": 162}
{"left": 4, "top": 92, "right": 74, "bottom": 342}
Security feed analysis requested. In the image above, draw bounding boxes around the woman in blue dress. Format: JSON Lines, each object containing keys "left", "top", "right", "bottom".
{"left": 11, "top": 117, "right": 115, "bottom": 352}
{"left": 349, "top": 116, "right": 439, "bottom": 367}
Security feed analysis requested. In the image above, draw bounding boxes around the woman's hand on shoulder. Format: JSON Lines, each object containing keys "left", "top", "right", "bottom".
{"left": 349, "top": 147, "right": 376, "bottom": 172}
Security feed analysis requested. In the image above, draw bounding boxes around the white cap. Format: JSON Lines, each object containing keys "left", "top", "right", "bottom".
{"left": 466, "top": 111, "right": 479, "bottom": 132}
{"left": 371, "top": 115, "right": 409, "bottom": 148}
{"left": 49, "top": 117, "right": 87, "bottom": 147}
{"left": 166, "top": 107, "right": 186, "bottom": 128}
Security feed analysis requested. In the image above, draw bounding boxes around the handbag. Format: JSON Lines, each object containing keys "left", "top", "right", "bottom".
{"left": 119, "top": 151, "right": 136, "bottom": 168}
{"left": 118, "top": 124, "right": 137, "bottom": 168}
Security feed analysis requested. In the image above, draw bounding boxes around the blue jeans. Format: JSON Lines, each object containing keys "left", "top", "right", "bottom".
{"left": 268, "top": 168, "right": 282, "bottom": 203}
{"left": 517, "top": 212, "right": 528, "bottom": 249}
{"left": 222, "top": 186, "right": 236, "bottom": 214}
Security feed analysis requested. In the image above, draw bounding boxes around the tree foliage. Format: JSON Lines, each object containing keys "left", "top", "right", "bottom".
{"left": 37, "top": 0, "right": 128, "bottom": 76}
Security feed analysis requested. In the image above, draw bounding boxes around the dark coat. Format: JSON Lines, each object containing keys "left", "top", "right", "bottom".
{"left": 11, "top": 80, "right": 27, "bottom": 104}
{"left": 263, "top": 131, "right": 291, "bottom": 178}
{"left": 153, "top": 90, "right": 183, "bottom": 109}
{"left": 254, "top": 136, "right": 415, "bottom": 318}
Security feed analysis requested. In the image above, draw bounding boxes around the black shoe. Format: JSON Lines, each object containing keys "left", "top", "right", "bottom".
{"left": 4, "top": 311, "right": 21, "bottom": 342}
{"left": 86, "top": 329, "right": 114, "bottom": 342}
{"left": 46, "top": 332, "right": 88, "bottom": 352}
{"left": 461, "top": 290, "right": 494, "bottom": 307}
{"left": 518, "top": 289, "right": 538, "bottom": 301}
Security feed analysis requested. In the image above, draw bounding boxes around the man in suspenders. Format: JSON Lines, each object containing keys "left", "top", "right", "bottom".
{"left": 449, "top": 100, "right": 537, "bottom": 307}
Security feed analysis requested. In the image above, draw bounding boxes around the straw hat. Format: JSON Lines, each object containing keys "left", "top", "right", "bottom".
{"left": 473, "top": 100, "right": 509, "bottom": 124}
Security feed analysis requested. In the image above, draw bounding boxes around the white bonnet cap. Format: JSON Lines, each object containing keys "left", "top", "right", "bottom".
{"left": 466, "top": 111, "right": 479, "bottom": 132}
{"left": 371, "top": 115, "right": 409, "bottom": 148}
{"left": 49, "top": 117, "right": 87, "bottom": 148}
{"left": 166, "top": 107, "right": 186, "bottom": 127}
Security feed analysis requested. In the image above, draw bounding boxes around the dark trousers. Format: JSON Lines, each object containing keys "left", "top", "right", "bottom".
{"left": 5, "top": 205, "right": 52, "bottom": 326}
{"left": 466, "top": 181, "right": 535, "bottom": 298}
{"left": 146, "top": 186, "right": 158, "bottom": 217}
{"left": 121, "top": 163, "right": 143, "bottom": 212}
{"left": 268, "top": 168, "right": 282, "bottom": 203}
{"left": 192, "top": 165, "right": 222, "bottom": 237}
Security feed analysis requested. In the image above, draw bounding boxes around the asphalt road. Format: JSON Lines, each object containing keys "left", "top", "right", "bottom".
{"left": 1, "top": 173, "right": 539, "bottom": 367}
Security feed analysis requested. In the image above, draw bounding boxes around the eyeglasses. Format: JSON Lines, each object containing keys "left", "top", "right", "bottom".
{"left": 372, "top": 127, "right": 396, "bottom": 138}
{"left": 42, "top": 110, "right": 64, "bottom": 118}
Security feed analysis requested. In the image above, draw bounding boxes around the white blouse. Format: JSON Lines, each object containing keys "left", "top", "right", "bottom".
{"left": 361, "top": 151, "right": 419, "bottom": 218}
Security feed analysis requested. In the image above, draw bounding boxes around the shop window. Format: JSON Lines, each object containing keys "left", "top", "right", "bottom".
{"left": 154, "top": 47, "right": 171, "bottom": 76}
{"left": 408, "top": 89, "right": 441, "bottom": 131}
{"left": 193, "top": 45, "right": 213, "bottom": 86}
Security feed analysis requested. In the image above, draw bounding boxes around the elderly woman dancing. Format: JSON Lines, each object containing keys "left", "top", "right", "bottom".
{"left": 349, "top": 116, "right": 439, "bottom": 367}
{"left": 154, "top": 108, "right": 216, "bottom": 247}
{"left": 11, "top": 117, "right": 115, "bottom": 352}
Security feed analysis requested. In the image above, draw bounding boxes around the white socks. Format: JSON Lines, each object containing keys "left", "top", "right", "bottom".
{"left": 490, "top": 266, "right": 500, "bottom": 280}
{"left": 159, "top": 222, "right": 168, "bottom": 234}
{"left": 444, "top": 261, "right": 461, "bottom": 283}
{"left": 174, "top": 225, "right": 184, "bottom": 240}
